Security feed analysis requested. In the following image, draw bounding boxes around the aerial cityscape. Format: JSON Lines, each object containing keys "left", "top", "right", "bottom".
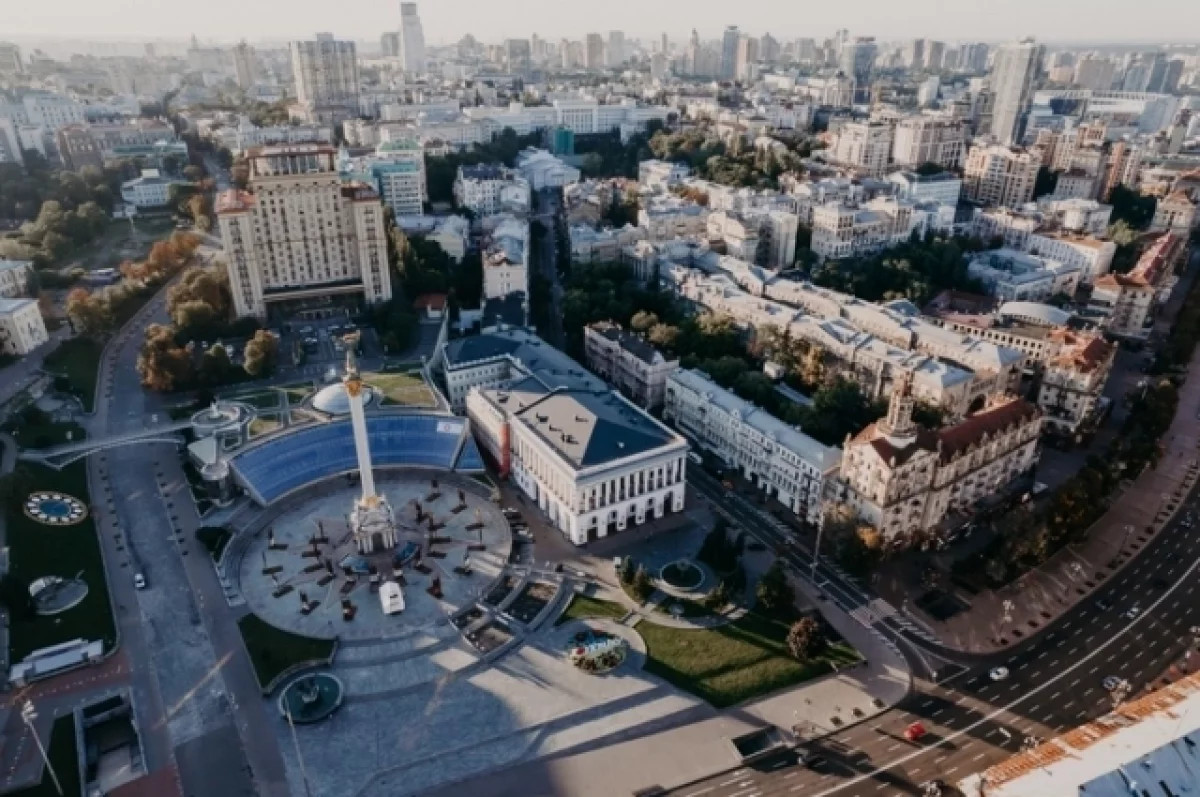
{"left": 2, "top": 5, "right": 1200, "bottom": 797}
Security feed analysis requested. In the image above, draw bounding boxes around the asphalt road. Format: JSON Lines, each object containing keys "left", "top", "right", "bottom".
{"left": 89, "top": 262, "right": 288, "bottom": 797}
{"left": 662, "top": 466, "right": 1200, "bottom": 797}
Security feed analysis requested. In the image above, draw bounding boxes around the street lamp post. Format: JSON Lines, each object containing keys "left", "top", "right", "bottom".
{"left": 811, "top": 519, "right": 825, "bottom": 584}
{"left": 21, "top": 701, "right": 62, "bottom": 797}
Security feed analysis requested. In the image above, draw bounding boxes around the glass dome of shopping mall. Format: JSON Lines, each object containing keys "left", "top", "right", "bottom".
{"left": 231, "top": 414, "right": 486, "bottom": 505}
{"left": 311, "top": 382, "right": 377, "bottom": 416}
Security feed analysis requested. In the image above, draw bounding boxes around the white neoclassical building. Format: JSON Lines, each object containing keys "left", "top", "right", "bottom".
{"left": 0, "top": 297, "right": 48, "bottom": 356}
{"left": 664, "top": 369, "right": 840, "bottom": 525}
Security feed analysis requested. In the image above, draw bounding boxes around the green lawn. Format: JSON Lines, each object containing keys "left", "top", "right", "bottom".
{"left": 220, "top": 389, "right": 282, "bottom": 410}
{"left": 364, "top": 371, "right": 436, "bottom": 407}
{"left": 237, "top": 614, "right": 336, "bottom": 691}
{"left": 10, "top": 715, "right": 81, "bottom": 797}
{"left": 3, "top": 420, "right": 85, "bottom": 450}
{"left": 637, "top": 610, "right": 861, "bottom": 708}
{"left": 5, "top": 462, "right": 117, "bottom": 662}
{"left": 657, "top": 597, "right": 716, "bottom": 619}
{"left": 249, "top": 417, "right": 282, "bottom": 437}
{"left": 42, "top": 337, "right": 104, "bottom": 412}
{"left": 555, "top": 593, "right": 628, "bottom": 626}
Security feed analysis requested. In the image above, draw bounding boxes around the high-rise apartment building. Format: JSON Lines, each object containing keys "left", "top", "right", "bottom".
{"left": 216, "top": 144, "right": 391, "bottom": 320}
{"left": 926, "top": 41, "right": 945, "bottom": 71}
{"left": 907, "top": 39, "right": 926, "bottom": 70}
{"left": 721, "top": 27, "right": 740, "bottom": 80}
{"left": 399, "top": 3, "right": 427, "bottom": 73}
{"left": 832, "top": 121, "right": 894, "bottom": 176}
{"left": 892, "top": 117, "right": 968, "bottom": 169}
{"left": 735, "top": 35, "right": 759, "bottom": 82}
{"left": 607, "top": 31, "right": 625, "bottom": 67}
{"left": 233, "top": 42, "right": 257, "bottom": 90}
{"left": 380, "top": 32, "right": 400, "bottom": 57}
{"left": 989, "top": 39, "right": 1044, "bottom": 146}
{"left": 290, "top": 34, "right": 360, "bottom": 125}
{"left": 585, "top": 34, "right": 605, "bottom": 70}
{"left": 963, "top": 143, "right": 1041, "bottom": 208}
{"left": 839, "top": 37, "right": 877, "bottom": 102}
{"left": 0, "top": 43, "right": 24, "bottom": 74}
{"left": 1073, "top": 56, "right": 1116, "bottom": 90}
{"left": 506, "top": 39, "right": 532, "bottom": 76}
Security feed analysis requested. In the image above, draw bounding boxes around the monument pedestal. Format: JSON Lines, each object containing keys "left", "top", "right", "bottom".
{"left": 351, "top": 494, "right": 397, "bottom": 554}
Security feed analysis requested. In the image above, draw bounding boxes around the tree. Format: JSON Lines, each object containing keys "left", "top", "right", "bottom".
{"left": 1109, "top": 185, "right": 1157, "bottom": 230}
{"left": 648, "top": 323, "right": 680, "bottom": 350}
{"left": 786, "top": 616, "right": 828, "bottom": 661}
{"left": 137, "top": 324, "right": 194, "bottom": 391}
{"left": 755, "top": 560, "right": 793, "bottom": 616}
{"left": 618, "top": 556, "right": 637, "bottom": 585}
{"left": 631, "top": 564, "right": 654, "bottom": 603}
{"left": 631, "top": 310, "right": 660, "bottom": 333}
{"left": 243, "top": 329, "right": 279, "bottom": 377}
{"left": 65, "top": 288, "right": 111, "bottom": 337}
{"left": 198, "top": 344, "right": 235, "bottom": 386}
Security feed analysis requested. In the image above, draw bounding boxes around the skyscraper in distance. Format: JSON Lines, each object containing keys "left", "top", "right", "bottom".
{"left": 399, "top": 2, "right": 426, "bottom": 74}
{"left": 720, "top": 26, "right": 739, "bottom": 80}
{"left": 989, "top": 38, "right": 1044, "bottom": 147}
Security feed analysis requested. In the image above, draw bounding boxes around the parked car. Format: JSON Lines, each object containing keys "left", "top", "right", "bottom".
{"left": 904, "top": 722, "right": 927, "bottom": 742}
{"left": 1103, "top": 676, "right": 1124, "bottom": 691}
{"left": 1123, "top": 606, "right": 1141, "bottom": 620}
{"left": 989, "top": 667, "right": 1010, "bottom": 681}
{"left": 134, "top": 573, "right": 147, "bottom": 590}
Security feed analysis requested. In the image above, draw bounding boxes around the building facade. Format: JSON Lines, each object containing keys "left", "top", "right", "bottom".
{"left": 290, "top": 34, "right": 360, "bottom": 124}
{"left": 891, "top": 117, "right": 968, "bottom": 169}
{"left": 838, "top": 374, "right": 1041, "bottom": 545}
{"left": 1037, "top": 329, "right": 1115, "bottom": 437}
{"left": 665, "top": 369, "right": 840, "bottom": 524}
{"left": 584, "top": 322, "right": 679, "bottom": 409}
{"left": 0, "top": 260, "right": 32, "bottom": 299}
{"left": 963, "top": 144, "right": 1041, "bottom": 208}
{"left": 453, "top": 165, "right": 531, "bottom": 217}
{"left": 216, "top": 144, "right": 391, "bottom": 320}
{"left": 0, "top": 298, "right": 48, "bottom": 356}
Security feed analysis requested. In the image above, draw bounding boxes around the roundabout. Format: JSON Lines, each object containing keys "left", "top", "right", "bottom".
{"left": 23, "top": 492, "right": 88, "bottom": 525}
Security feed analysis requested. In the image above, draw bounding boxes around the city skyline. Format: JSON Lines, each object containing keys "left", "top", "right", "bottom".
{"left": 5, "top": 0, "right": 1200, "bottom": 47}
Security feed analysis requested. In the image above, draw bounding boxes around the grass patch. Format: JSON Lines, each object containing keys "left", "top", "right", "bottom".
{"left": 364, "top": 371, "right": 436, "bottom": 407}
{"left": 637, "top": 610, "right": 860, "bottom": 708}
{"left": 11, "top": 715, "right": 81, "bottom": 797}
{"left": 249, "top": 417, "right": 282, "bottom": 437}
{"left": 3, "top": 420, "right": 85, "bottom": 450}
{"left": 43, "top": 337, "right": 104, "bottom": 412}
{"left": 555, "top": 593, "right": 628, "bottom": 626}
{"left": 6, "top": 462, "right": 117, "bottom": 662}
{"left": 220, "top": 389, "right": 281, "bottom": 410}
{"left": 237, "top": 614, "right": 335, "bottom": 690}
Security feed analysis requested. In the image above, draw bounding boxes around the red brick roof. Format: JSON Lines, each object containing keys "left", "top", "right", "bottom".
{"left": 936, "top": 398, "right": 1040, "bottom": 463}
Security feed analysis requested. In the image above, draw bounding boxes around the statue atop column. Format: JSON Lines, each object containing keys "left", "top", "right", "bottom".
{"left": 344, "top": 335, "right": 396, "bottom": 554}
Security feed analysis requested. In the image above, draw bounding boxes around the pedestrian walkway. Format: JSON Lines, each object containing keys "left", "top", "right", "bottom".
{"left": 881, "top": 256, "right": 1200, "bottom": 654}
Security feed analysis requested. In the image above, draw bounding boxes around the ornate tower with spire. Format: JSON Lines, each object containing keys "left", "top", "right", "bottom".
{"left": 879, "top": 370, "right": 918, "bottom": 448}
{"left": 344, "top": 338, "right": 396, "bottom": 553}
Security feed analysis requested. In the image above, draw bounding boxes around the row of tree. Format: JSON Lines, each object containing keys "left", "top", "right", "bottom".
{"left": 66, "top": 231, "right": 201, "bottom": 337}
{"left": 137, "top": 326, "right": 277, "bottom": 393}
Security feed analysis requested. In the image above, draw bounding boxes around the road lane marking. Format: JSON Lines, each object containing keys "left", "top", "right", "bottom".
{"left": 806, "top": 549, "right": 1200, "bottom": 797}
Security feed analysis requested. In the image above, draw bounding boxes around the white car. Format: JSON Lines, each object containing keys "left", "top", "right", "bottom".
{"left": 989, "top": 667, "right": 1010, "bottom": 681}
{"left": 1103, "top": 676, "right": 1123, "bottom": 691}
{"left": 133, "top": 573, "right": 147, "bottom": 590}
{"left": 1123, "top": 607, "right": 1141, "bottom": 620}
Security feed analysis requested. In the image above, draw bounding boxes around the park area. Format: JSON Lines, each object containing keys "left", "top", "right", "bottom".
{"left": 555, "top": 593, "right": 629, "bottom": 626}
{"left": 4, "top": 461, "right": 116, "bottom": 662}
{"left": 637, "top": 609, "right": 860, "bottom": 709}
{"left": 364, "top": 369, "right": 437, "bottom": 407}
{"left": 237, "top": 614, "right": 336, "bottom": 691}
{"left": 42, "top": 337, "right": 104, "bottom": 413}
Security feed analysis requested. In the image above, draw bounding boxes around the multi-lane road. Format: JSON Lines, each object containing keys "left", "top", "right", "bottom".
{"left": 668, "top": 461, "right": 1200, "bottom": 796}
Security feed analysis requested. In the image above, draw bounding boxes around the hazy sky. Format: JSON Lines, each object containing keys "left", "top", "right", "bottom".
{"left": 7, "top": 0, "right": 1200, "bottom": 45}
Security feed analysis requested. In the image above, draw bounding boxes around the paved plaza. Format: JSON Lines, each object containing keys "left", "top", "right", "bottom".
{"left": 238, "top": 473, "right": 512, "bottom": 641}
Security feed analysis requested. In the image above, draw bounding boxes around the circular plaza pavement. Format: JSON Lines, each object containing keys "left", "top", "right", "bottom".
{"left": 237, "top": 472, "right": 512, "bottom": 641}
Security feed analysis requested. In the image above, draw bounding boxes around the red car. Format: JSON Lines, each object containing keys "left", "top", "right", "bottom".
{"left": 904, "top": 722, "right": 927, "bottom": 742}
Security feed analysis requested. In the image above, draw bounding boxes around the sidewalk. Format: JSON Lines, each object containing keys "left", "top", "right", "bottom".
{"left": 882, "top": 257, "right": 1200, "bottom": 654}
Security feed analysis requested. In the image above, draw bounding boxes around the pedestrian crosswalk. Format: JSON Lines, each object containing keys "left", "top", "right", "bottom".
{"left": 847, "top": 598, "right": 942, "bottom": 644}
